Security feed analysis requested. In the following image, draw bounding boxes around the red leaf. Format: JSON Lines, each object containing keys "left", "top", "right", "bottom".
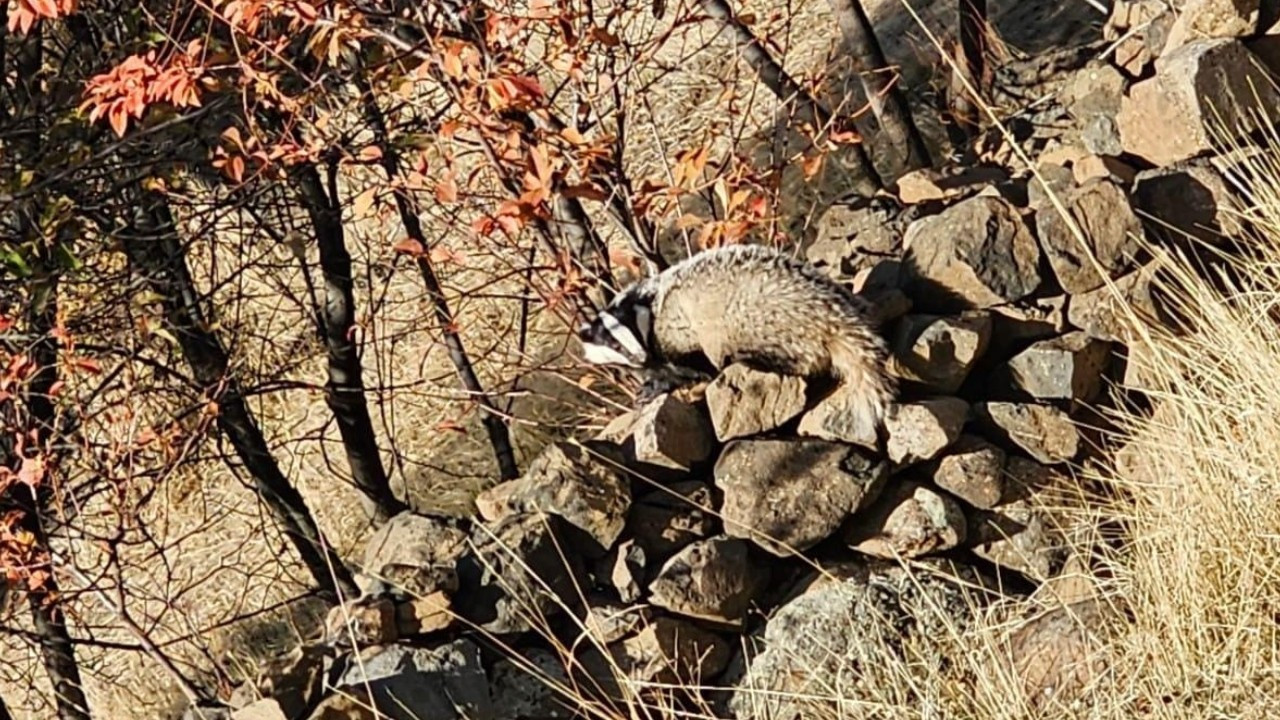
{"left": 0, "top": 316, "right": 13, "bottom": 332}
{"left": 435, "top": 173, "right": 459, "bottom": 203}
{"left": 70, "top": 356, "right": 101, "bottom": 374}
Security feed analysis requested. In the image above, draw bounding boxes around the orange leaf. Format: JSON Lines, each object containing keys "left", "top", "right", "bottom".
{"left": 392, "top": 238, "right": 425, "bottom": 256}
{"left": 352, "top": 187, "right": 377, "bottom": 216}
{"left": 801, "top": 153, "right": 824, "bottom": 179}
{"left": 357, "top": 145, "right": 383, "bottom": 162}
{"left": 108, "top": 104, "right": 129, "bottom": 137}
{"left": 435, "top": 173, "right": 459, "bottom": 203}
{"left": 70, "top": 356, "right": 101, "bottom": 374}
{"left": 435, "top": 419, "right": 467, "bottom": 433}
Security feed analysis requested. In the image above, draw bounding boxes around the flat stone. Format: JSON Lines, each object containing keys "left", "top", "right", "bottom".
{"left": 325, "top": 640, "right": 493, "bottom": 720}
{"left": 603, "top": 393, "right": 716, "bottom": 471}
{"left": 1002, "top": 601, "right": 1112, "bottom": 711}
{"left": 969, "top": 500, "right": 1067, "bottom": 579}
{"left": 1132, "top": 160, "right": 1243, "bottom": 244}
{"left": 1067, "top": 262, "right": 1164, "bottom": 342}
{"left": 361, "top": 511, "right": 467, "bottom": 599}
{"left": 325, "top": 597, "right": 397, "bottom": 648}
{"left": 902, "top": 196, "right": 1042, "bottom": 312}
{"left": 607, "top": 616, "right": 731, "bottom": 685}
{"left": 1164, "top": 0, "right": 1260, "bottom": 55}
{"left": 626, "top": 481, "right": 718, "bottom": 563}
{"left": 704, "top": 364, "right": 808, "bottom": 440}
{"left": 715, "top": 439, "right": 888, "bottom": 556}
{"left": 885, "top": 397, "right": 969, "bottom": 466}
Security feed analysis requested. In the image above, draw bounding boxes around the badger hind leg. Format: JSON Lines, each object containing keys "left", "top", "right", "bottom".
{"left": 803, "top": 332, "right": 896, "bottom": 444}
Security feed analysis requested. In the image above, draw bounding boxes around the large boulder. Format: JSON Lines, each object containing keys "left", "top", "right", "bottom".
{"left": 324, "top": 640, "right": 493, "bottom": 720}
{"left": 648, "top": 536, "right": 763, "bottom": 627}
{"left": 1034, "top": 180, "right": 1143, "bottom": 295}
{"left": 902, "top": 196, "right": 1042, "bottom": 312}
{"left": 704, "top": 364, "right": 808, "bottom": 440}
{"left": 715, "top": 440, "right": 888, "bottom": 556}
{"left": 360, "top": 511, "right": 468, "bottom": 599}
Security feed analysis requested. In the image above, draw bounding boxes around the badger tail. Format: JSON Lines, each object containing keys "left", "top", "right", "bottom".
{"left": 827, "top": 330, "right": 897, "bottom": 438}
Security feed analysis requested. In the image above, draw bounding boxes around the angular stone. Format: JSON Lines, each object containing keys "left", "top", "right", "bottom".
{"left": 475, "top": 442, "right": 630, "bottom": 555}
{"left": 608, "top": 616, "right": 731, "bottom": 685}
{"left": 232, "top": 701, "right": 287, "bottom": 720}
{"left": 796, "top": 383, "right": 881, "bottom": 449}
{"left": 1064, "top": 63, "right": 1128, "bottom": 156}
{"left": 1035, "top": 179, "right": 1143, "bottom": 294}
{"left": 933, "top": 435, "right": 1007, "bottom": 509}
{"left": 895, "top": 166, "right": 1009, "bottom": 205}
{"left": 625, "top": 481, "right": 718, "bottom": 563}
{"left": 902, "top": 196, "right": 1042, "bottom": 311}
{"left": 885, "top": 397, "right": 969, "bottom": 466}
{"left": 395, "top": 591, "right": 453, "bottom": 636}
{"left": 1003, "top": 332, "right": 1113, "bottom": 402}
{"left": 325, "top": 597, "right": 397, "bottom": 648}
{"left": 489, "top": 648, "right": 573, "bottom": 719}
{"left": 231, "top": 645, "right": 329, "bottom": 720}
{"left": 729, "top": 558, "right": 992, "bottom": 720}
{"left": 1164, "top": 0, "right": 1260, "bottom": 55}
{"left": 887, "top": 313, "right": 992, "bottom": 393}
{"left": 704, "top": 364, "right": 807, "bottom": 440}
{"left": 1132, "top": 161, "right": 1243, "bottom": 244}
{"left": 599, "top": 393, "right": 716, "bottom": 472}
{"left": 583, "top": 600, "right": 653, "bottom": 644}
{"left": 988, "top": 296, "right": 1070, "bottom": 361}
{"left": 847, "top": 481, "right": 967, "bottom": 559}
{"left": 1067, "top": 262, "right": 1163, "bottom": 342}
{"left": 361, "top": 511, "right": 467, "bottom": 599}
{"left": 326, "top": 640, "right": 492, "bottom": 720}
{"left": 598, "top": 538, "right": 646, "bottom": 604}
{"left": 976, "top": 403, "right": 1081, "bottom": 464}
{"left": 1117, "top": 39, "right": 1280, "bottom": 166}
{"left": 715, "top": 440, "right": 888, "bottom": 556}
{"left": 806, "top": 198, "right": 905, "bottom": 276}
{"left": 1072, "top": 155, "right": 1137, "bottom": 186}
{"left": 1027, "top": 163, "right": 1077, "bottom": 211}
{"left": 456, "top": 513, "right": 584, "bottom": 635}
{"left": 648, "top": 536, "right": 762, "bottom": 627}
{"left": 969, "top": 500, "right": 1067, "bottom": 579}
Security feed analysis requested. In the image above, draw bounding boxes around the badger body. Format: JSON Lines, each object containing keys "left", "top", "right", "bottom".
{"left": 578, "top": 244, "right": 895, "bottom": 433}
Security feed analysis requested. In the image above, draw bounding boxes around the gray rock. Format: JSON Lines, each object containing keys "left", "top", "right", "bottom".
{"left": 1117, "top": 39, "right": 1280, "bottom": 166}
{"left": 625, "top": 481, "right": 718, "bottom": 563}
{"left": 796, "top": 383, "right": 881, "bottom": 449}
{"left": 361, "top": 511, "right": 467, "bottom": 599}
{"left": 969, "top": 499, "right": 1067, "bottom": 580}
{"left": 1067, "top": 262, "right": 1164, "bottom": 342}
{"left": 598, "top": 393, "right": 716, "bottom": 472}
{"left": 1035, "top": 179, "right": 1143, "bottom": 294}
{"left": 715, "top": 439, "right": 888, "bottom": 556}
{"left": 1132, "top": 160, "right": 1243, "bottom": 244}
{"left": 648, "top": 536, "right": 762, "bottom": 627}
{"left": 887, "top": 312, "right": 992, "bottom": 393}
{"left": 988, "top": 296, "right": 1070, "bottom": 361}
{"left": 806, "top": 198, "right": 905, "bottom": 276}
{"left": 327, "top": 640, "right": 493, "bottom": 720}
{"left": 705, "top": 364, "right": 808, "bottom": 440}
{"left": 729, "top": 558, "right": 992, "bottom": 720}
{"left": 903, "top": 196, "right": 1042, "bottom": 312}
{"left": 976, "top": 403, "right": 1081, "bottom": 465}
{"left": 1027, "top": 163, "right": 1077, "bottom": 211}
{"left": 475, "top": 442, "right": 630, "bottom": 555}
{"left": 847, "top": 480, "right": 967, "bottom": 559}
{"left": 490, "top": 648, "right": 573, "bottom": 719}
{"left": 885, "top": 397, "right": 969, "bottom": 466}
{"left": 456, "top": 513, "right": 584, "bottom": 635}
{"left": 606, "top": 616, "right": 731, "bottom": 685}
{"left": 933, "top": 435, "right": 1007, "bottom": 509}
{"left": 1065, "top": 62, "right": 1128, "bottom": 156}
{"left": 1003, "top": 332, "right": 1113, "bottom": 402}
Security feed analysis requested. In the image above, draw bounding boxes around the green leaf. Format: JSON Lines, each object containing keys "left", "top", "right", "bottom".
{"left": 1, "top": 249, "right": 33, "bottom": 278}
{"left": 54, "top": 243, "right": 84, "bottom": 272}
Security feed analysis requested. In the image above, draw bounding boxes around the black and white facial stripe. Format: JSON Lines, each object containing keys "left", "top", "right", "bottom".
{"left": 578, "top": 289, "right": 654, "bottom": 368}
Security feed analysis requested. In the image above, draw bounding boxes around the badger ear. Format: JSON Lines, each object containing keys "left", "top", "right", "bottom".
{"left": 633, "top": 304, "right": 653, "bottom": 344}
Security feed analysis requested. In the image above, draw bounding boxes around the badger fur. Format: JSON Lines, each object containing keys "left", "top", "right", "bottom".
{"left": 578, "top": 244, "right": 895, "bottom": 435}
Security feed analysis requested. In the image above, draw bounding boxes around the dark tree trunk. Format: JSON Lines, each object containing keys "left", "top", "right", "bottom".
{"left": 17, "top": 246, "right": 91, "bottom": 720}
{"left": 354, "top": 78, "right": 520, "bottom": 482}
{"left": 954, "top": 0, "right": 990, "bottom": 139}
{"left": 826, "top": 0, "right": 933, "bottom": 176}
{"left": 120, "top": 189, "right": 358, "bottom": 601}
{"left": 289, "top": 162, "right": 406, "bottom": 523}
{"left": 700, "top": 0, "right": 883, "bottom": 194}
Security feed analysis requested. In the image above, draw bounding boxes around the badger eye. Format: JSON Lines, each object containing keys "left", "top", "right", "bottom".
{"left": 577, "top": 324, "right": 592, "bottom": 341}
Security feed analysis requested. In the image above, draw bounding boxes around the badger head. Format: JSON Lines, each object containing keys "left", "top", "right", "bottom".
{"left": 578, "top": 283, "right": 655, "bottom": 369}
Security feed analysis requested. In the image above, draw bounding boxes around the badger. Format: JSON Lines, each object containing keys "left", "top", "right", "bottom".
{"left": 578, "top": 243, "right": 895, "bottom": 435}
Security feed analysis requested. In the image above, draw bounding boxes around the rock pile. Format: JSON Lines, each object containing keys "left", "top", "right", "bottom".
{"left": 206, "top": 4, "right": 1279, "bottom": 718}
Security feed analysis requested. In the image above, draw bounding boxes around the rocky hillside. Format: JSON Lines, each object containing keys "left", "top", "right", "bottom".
{"left": 199, "top": 2, "right": 1280, "bottom": 718}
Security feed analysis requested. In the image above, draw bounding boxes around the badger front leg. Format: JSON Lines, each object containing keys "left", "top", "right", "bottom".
{"left": 636, "top": 364, "right": 715, "bottom": 405}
